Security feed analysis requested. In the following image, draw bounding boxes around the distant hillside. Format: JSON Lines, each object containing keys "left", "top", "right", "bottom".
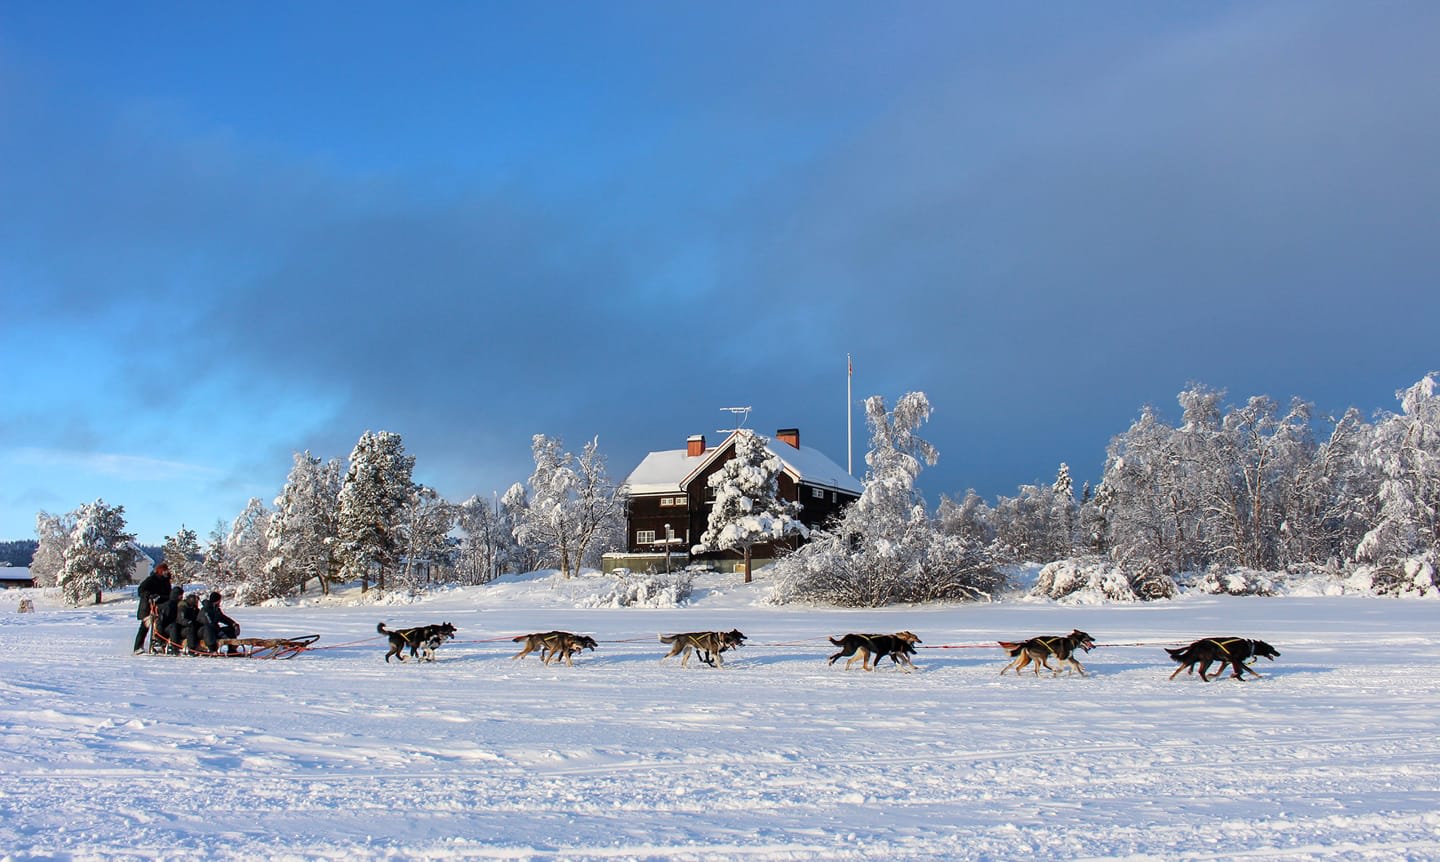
{"left": 0, "top": 540, "right": 37, "bottom": 567}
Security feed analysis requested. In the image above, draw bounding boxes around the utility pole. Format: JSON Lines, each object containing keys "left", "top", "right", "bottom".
{"left": 847, "top": 353, "right": 854, "bottom": 475}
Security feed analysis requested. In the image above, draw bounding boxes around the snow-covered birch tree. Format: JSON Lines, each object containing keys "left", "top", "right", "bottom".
{"left": 31, "top": 510, "right": 75, "bottom": 588}
{"left": 692, "top": 429, "right": 808, "bottom": 583}
{"left": 397, "top": 485, "right": 456, "bottom": 589}
{"left": 773, "top": 393, "right": 1001, "bottom": 605}
{"left": 513, "top": 435, "right": 624, "bottom": 579}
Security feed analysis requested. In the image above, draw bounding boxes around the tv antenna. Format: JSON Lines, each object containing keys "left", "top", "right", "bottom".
{"left": 717, "top": 406, "right": 752, "bottom": 434}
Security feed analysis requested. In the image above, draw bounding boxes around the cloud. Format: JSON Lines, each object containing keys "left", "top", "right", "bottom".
{"left": 9, "top": 448, "right": 222, "bottom": 482}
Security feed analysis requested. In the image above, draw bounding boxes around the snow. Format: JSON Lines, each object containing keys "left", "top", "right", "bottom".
{"left": 4, "top": 572, "right": 1440, "bottom": 860}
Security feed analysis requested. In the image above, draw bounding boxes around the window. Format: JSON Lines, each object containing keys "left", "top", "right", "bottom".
{"left": 636, "top": 530, "right": 656, "bottom": 544}
{"left": 659, "top": 496, "right": 687, "bottom": 507}
{"left": 812, "top": 487, "right": 825, "bottom": 499}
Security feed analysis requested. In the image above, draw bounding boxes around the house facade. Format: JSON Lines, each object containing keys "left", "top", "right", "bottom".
{"left": 609, "top": 428, "right": 862, "bottom": 573}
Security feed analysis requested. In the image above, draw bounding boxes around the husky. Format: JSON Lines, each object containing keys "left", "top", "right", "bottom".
{"left": 1166, "top": 637, "right": 1279, "bottom": 681}
{"left": 827, "top": 631, "right": 922, "bottom": 671}
{"left": 998, "top": 630, "right": 1096, "bottom": 677}
{"left": 377, "top": 621, "right": 457, "bottom": 663}
{"left": 658, "top": 629, "right": 746, "bottom": 668}
{"left": 512, "top": 631, "right": 599, "bottom": 666}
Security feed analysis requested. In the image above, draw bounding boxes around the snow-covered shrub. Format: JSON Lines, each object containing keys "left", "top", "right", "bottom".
{"left": 1190, "top": 567, "right": 1278, "bottom": 597}
{"left": 581, "top": 570, "right": 694, "bottom": 608}
{"left": 1130, "top": 562, "right": 1180, "bottom": 600}
{"left": 1345, "top": 557, "right": 1439, "bottom": 598}
{"left": 1031, "top": 557, "right": 1136, "bottom": 603}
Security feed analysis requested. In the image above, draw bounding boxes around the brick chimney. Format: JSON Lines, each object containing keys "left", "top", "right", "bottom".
{"left": 776, "top": 428, "right": 800, "bottom": 449}
{"left": 687, "top": 434, "right": 706, "bottom": 457}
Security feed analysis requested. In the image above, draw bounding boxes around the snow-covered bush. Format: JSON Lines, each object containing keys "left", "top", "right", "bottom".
{"left": 581, "top": 570, "right": 694, "bottom": 608}
{"left": 1189, "top": 567, "right": 1278, "bottom": 597}
{"left": 1031, "top": 557, "right": 1136, "bottom": 603}
{"left": 1130, "top": 561, "right": 1181, "bottom": 600}
{"left": 1345, "top": 557, "right": 1439, "bottom": 598}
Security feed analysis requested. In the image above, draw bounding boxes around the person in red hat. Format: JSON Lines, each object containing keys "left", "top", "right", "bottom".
{"left": 133, "top": 562, "right": 172, "bottom": 654}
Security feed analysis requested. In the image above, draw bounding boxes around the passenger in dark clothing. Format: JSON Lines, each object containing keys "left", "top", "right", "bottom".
{"left": 157, "top": 586, "right": 184, "bottom": 654}
{"left": 175, "top": 593, "right": 202, "bottom": 654}
{"left": 133, "top": 563, "right": 172, "bottom": 654}
{"left": 199, "top": 592, "right": 240, "bottom": 654}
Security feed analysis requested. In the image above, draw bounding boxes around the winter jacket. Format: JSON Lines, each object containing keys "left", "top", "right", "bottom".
{"left": 136, "top": 573, "right": 171, "bottom": 620}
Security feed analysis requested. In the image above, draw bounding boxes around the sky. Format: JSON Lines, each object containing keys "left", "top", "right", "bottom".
{"left": 3, "top": 2, "right": 1438, "bottom": 544}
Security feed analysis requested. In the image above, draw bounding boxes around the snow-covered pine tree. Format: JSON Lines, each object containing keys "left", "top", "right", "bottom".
{"left": 200, "top": 520, "right": 230, "bottom": 588}
{"left": 336, "top": 430, "right": 416, "bottom": 592}
{"left": 692, "top": 429, "right": 807, "bottom": 583}
{"left": 57, "top": 499, "right": 139, "bottom": 606}
{"left": 161, "top": 526, "right": 202, "bottom": 582}
{"left": 266, "top": 451, "right": 343, "bottom": 597}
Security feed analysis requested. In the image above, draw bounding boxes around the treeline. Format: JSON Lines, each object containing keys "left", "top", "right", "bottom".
{"left": 27, "top": 432, "right": 626, "bottom": 605}
{"left": 0, "top": 540, "right": 37, "bottom": 567}
{"left": 24, "top": 373, "right": 1439, "bottom": 607}
{"left": 773, "top": 374, "right": 1439, "bottom": 606}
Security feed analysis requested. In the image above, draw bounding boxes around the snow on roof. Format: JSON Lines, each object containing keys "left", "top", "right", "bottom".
{"left": 0, "top": 566, "right": 33, "bottom": 581}
{"left": 623, "top": 435, "right": 863, "bottom": 497}
{"left": 623, "top": 448, "right": 711, "bottom": 495}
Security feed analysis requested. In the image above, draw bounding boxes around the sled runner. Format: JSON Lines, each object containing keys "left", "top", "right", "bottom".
{"left": 216, "top": 634, "right": 320, "bottom": 659}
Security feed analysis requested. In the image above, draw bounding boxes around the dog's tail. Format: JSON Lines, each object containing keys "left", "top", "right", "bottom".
{"left": 828, "top": 636, "right": 845, "bottom": 646}
{"left": 1164, "top": 646, "right": 1188, "bottom": 662}
{"left": 512, "top": 634, "right": 529, "bottom": 642}
{"left": 377, "top": 622, "right": 389, "bottom": 635}
{"left": 659, "top": 634, "right": 678, "bottom": 644}
{"left": 997, "top": 640, "right": 1024, "bottom": 655}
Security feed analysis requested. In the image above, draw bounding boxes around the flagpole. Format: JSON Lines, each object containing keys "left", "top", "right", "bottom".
{"left": 846, "top": 353, "right": 853, "bottom": 475}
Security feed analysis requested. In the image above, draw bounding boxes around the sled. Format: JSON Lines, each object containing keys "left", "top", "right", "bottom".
{"left": 216, "top": 634, "right": 320, "bottom": 659}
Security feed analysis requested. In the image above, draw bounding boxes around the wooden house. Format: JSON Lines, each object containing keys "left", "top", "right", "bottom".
{"left": 612, "top": 428, "right": 862, "bottom": 572}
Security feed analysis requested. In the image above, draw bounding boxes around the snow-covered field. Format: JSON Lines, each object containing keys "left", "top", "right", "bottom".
{"left": 3, "top": 572, "right": 1439, "bottom": 861}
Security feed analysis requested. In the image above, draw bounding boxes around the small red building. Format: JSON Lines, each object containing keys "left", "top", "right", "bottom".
{"left": 613, "top": 428, "right": 862, "bottom": 572}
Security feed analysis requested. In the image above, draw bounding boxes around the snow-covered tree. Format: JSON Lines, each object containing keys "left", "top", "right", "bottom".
{"left": 513, "top": 435, "right": 625, "bottom": 579}
{"left": 58, "top": 499, "right": 139, "bottom": 606}
{"left": 1357, "top": 373, "right": 1440, "bottom": 567}
{"left": 773, "top": 393, "right": 1001, "bottom": 606}
{"left": 337, "top": 430, "right": 416, "bottom": 591}
{"left": 266, "top": 451, "right": 343, "bottom": 597}
{"left": 200, "top": 520, "right": 231, "bottom": 588}
{"left": 161, "top": 526, "right": 202, "bottom": 582}
{"left": 455, "top": 495, "right": 506, "bottom": 584}
{"left": 31, "top": 510, "right": 75, "bottom": 588}
{"left": 225, "top": 497, "right": 273, "bottom": 598}
{"left": 499, "top": 482, "right": 542, "bottom": 574}
{"left": 397, "top": 485, "right": 456, "bottom": 589}
{"left": 692, "top": 429, "right": 808, "bottom": 583}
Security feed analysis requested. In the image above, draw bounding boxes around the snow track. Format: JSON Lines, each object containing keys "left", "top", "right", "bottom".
{"left": 3, "top": 584, "right": 1439, "bottom": 860}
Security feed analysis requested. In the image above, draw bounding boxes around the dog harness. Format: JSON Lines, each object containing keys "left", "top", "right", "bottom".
{"left": 1205, "top": 638, "right": 1254, "bottom": 661}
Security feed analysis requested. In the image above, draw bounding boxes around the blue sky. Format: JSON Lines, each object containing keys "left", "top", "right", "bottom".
{"left": 3, "top": 2, "right": 1438, "bottom": 544}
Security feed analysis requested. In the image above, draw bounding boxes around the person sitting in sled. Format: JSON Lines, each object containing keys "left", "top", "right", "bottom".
{"left": 199, "top": 591, "right": 240, "bottom": 654}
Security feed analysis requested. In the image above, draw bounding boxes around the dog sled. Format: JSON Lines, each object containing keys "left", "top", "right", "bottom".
{"left": 215, "top": 634, "right": 320, "bottom": 659}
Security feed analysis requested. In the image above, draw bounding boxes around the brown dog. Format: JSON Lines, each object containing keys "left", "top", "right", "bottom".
{"left": 998, "top": 630, "right": 1095, "bottom": 677}
{"left": 512, "top": 631, "right": 599, "bottom": 666}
